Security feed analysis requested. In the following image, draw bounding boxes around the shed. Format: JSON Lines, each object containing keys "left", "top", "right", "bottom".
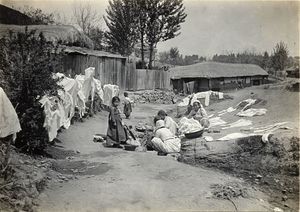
{"left": 170, "top": 62, "right": 268, "bottom": 93}
{"left": 61, "top": 46, "right": 133, "bottom": 89}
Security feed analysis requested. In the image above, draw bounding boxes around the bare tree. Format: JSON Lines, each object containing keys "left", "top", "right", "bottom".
{"left": 72, "top": 2, "right": 101, "bottom": 35}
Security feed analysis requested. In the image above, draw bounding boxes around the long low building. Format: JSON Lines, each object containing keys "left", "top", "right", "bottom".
{"left": 170, "top": 62, "right": 268, "bottom": 93}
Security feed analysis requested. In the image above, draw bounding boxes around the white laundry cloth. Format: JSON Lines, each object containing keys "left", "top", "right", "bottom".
{"left": 236, "top": 99, "right": 257, "bottom": 111}
{"left": 103, "top": 84, "right": 120, "bottom": 106}
{"left": 222, "top": 119, "right": 252, "bottom": 129}
{"left": 209, "top": 117, "right": 227, "bottom": 127}
{"left": 178, "top": 117, "right": 203, "bottom": 134}
{"left": 0, "top": 87, "right": 21, "bottom": 139}
{"left": 237, "top": 108, "right": 267, "bottom": 117}
{"left": 217, "top": 133, "right": 250, "bottom": 141}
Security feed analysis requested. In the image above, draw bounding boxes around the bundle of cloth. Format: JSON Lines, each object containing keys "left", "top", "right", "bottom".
{"left": 178, "top": 117, "right": 203, "bottom": 134}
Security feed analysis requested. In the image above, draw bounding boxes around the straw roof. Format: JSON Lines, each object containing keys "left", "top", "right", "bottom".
{"left": 62, "top": 46, "right": 126, "bottom": 59}
{"left": 0, "top": 24, "right": 94, "bottom": 49}
{"left": 170, "top": 62, "right": 268, "bottom": 79}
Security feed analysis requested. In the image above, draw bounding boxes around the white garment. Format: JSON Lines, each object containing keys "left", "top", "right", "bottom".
{"left": 164, "top": 116, "right": 178, "bottom": 136}
{"left": 209, "top": 117, "right": 227, "bottom": 127}
{"left": 103, "top": 84, "right": 120, "bottom": 106}
{"left": 237, "top": 108, "right": 267, "bottom": 117}
{"left": 0, "top": 87, "right": 21, "bottom": 139}
{"left": 93, "top": 78, "right": 104, "bottom": 101}
{"left": 236, "top": 99, "right": 257, "bottom": 111}
{"left": 217, "top": 133, "right": 249, "bottom": 141}
{"left": 151, "top": 137, "right": 181, "bottom": 153}
{"left": 222, "top": 119, "right": 252, "bottom": 129}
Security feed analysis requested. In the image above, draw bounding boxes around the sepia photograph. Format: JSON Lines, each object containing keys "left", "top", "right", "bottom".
{"left": 0, "top": 0, "right": 299, "bottom": 211}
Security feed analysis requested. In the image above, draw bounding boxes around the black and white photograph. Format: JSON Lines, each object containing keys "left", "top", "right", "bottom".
{"left": 0, "top": 0, "right": 299, "bottom": 211}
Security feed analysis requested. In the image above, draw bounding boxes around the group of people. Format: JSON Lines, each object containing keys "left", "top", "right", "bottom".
{"left": 104, "top": 92, "right": 209, "bottom": 155}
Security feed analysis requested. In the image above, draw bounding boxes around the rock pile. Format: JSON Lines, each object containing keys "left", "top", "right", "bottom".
{"left": 134, "top": 90, "right": 176, "bottom": 104}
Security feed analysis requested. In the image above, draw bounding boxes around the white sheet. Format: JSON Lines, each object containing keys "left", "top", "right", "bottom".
{"left": 237, "top": 108, "right": 267, "bottom": 117}
{"left": 0, "top": 87, "right": 21, "bottom": 139}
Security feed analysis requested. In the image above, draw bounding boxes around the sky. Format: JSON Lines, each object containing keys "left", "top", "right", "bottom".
{"left": 2, "top": 0, "right": 299, "bottom": 57}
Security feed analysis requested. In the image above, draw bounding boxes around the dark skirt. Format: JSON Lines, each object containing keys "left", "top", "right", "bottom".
{"left": 106, "top": 107, "right": 128, "bottom": 145}
{"left": 123, "top": 102, "right": 132, "bottom": 118}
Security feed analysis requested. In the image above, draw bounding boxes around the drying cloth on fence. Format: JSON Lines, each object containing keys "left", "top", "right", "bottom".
{"left": 222, "top": 119, "right": 252, "bottom": 129}
{"left": 178, "top": 117, "right": 203, "bottom": 134}
{"left": 103, "top": 84, "right": 120, "bottom": 106}
{"left": 177, "top": 91, "right": 224, "bottom": 107}
{"left": 93, "top": 78, "right": 104, "bottom": 100}
{"left": 237, "top": 108, "right": 267, "bottom": 117}
{"left": 57, "top": 90, "right": 73, "bottom": 129}
{"left": 209, "top": 117, "right": 227, "bottom": 127}
{"left": 0, "top": 87, "right": 21, "bottom": 139}
{"left": 217, "top": 133, "right": 250, "bottom": 141}
{"left": 40, "top": 96, "right": 63, "bottom": 141}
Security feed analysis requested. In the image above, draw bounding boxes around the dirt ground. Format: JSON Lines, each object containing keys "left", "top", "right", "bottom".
{"left": 36, "top": 85, "right": 299, "bottom": 211}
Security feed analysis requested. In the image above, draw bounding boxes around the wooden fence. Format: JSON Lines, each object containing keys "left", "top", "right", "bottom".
{"left": 62, "top": 54, "right": 172, "bottom": 91}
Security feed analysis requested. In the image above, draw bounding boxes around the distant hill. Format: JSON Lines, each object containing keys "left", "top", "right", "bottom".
{"left": 0, "top": 4, "right": 33, "bottom": 25}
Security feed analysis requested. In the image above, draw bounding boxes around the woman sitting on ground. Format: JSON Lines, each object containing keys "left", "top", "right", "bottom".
{"left": 187, "top": 100, "right": 210, "bottom": 128}
{"left": 150, "top": 118, "right": 181, "bottom": 156}
{"left": 157, "top": 110, "right": 178, "bottom": 136}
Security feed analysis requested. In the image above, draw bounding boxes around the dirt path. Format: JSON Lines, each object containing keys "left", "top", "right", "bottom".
{"left": 38, "top": 104, "right": 274, "bottom": 212}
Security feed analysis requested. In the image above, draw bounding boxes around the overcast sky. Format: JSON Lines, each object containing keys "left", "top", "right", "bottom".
{"left": 2, "top": 0, "right": 299, "bottom": 57}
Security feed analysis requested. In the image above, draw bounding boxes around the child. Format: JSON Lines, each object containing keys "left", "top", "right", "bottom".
{"left": 106, "top": 96, "right": 128, "bottom": 147}
{"left": 123, "top": 92, "right": 133, "bottom": 119}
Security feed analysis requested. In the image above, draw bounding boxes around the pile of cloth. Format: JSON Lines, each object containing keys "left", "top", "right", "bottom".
{"left": 134, "top": 90, "right": 176, "bottom": 104}
{"left": 178, "top": 117, "right": 203, "bottom": 134}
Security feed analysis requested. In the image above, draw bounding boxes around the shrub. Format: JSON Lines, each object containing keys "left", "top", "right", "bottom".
{"left": 0, "top": 28, "right": 62, "bottom": 154}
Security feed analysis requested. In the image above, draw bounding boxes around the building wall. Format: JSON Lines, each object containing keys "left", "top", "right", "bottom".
{"left": 172, "top": 75, "right": 267, "bottom": 93}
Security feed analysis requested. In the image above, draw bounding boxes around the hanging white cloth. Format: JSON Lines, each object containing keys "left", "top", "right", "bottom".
{"left": 0, "top": 87, "right": 21, "bottom": 139}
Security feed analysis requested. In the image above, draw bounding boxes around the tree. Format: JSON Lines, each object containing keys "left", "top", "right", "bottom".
{"left": 0, "top": 28, "right": 61, "bottom": 153}
{"left": 88, "top": 27, "right": 105, "bottom": 50}
{"left": 262, "top": 51, "right": 270, "bottom": 70}
{"left": 104, "top": 0, "right": 137, "bottom": 55}
{"left": 133, "top": 0, "right": 148, "bottom": 68}
{"left": 145, "top": 0, "right": 187, "bottom": 69}
{"left": 169, "top": 47, "right": 180, "bottom": 65}
{"left": 271, "top": 41, "right": 289, "bottom": 74}
{"left": 72, "top": 2, "right": 101, "bottom": 35}
{"left": 158, "top": 51, "right": 170, "bottom": 64}
{"left": 22, "top": 6, "right": 55, "bottom": 25}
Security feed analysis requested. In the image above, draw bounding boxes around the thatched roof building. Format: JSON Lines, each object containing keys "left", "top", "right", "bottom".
{"left": 0, "top": 24, "right": 94, "bottom": 49}
{"left": 171, "top": 62, "right": 268, "bottom": 79}
{"left": 170, "top": 62, "right": 268, "bottom": 93}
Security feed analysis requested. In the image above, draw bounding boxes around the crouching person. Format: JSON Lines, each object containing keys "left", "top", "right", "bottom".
{"left": 150, "top": 119, "right": 181, "bottom": 156}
